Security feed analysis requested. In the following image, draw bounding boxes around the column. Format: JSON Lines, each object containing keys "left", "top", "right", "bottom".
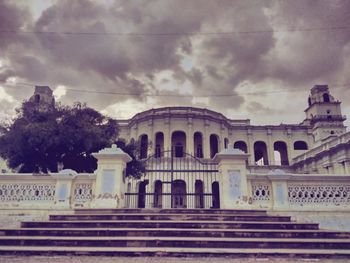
{"left": 267, "top": 129, "right": 275, "bottom": 165}
{"left": 214, "top": 148, "right": 251, "bottom": 209}
{"left": 247, "top": 129, "right": 254, "bottom": 165}
{"left": 91, "top": 144, "right": 132, "bottom": 208}
{"left": 203, "top": 120, "right": 210, "bottom": 159}
{"left": 187, "top": 118, "right": 194, "bottom": 155}
{"left": 163, "top": 117, "right": 171, "bottom": 151}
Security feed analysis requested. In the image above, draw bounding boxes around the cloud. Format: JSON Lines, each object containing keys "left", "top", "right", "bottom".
{"left": 0, "top": 0, "right": 349, "bottom": 126}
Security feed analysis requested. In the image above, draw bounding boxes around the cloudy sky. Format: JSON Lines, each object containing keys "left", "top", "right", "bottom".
{"left": 0, "top": 0, "right": 350, "bottom": 127}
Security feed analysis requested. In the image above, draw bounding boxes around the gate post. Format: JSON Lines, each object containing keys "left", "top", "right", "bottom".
{"left": 91, "top": 144, "right": 132, "bottom": 208}
{"left": 214, "top": 148, "right": 251, "bottom": 209}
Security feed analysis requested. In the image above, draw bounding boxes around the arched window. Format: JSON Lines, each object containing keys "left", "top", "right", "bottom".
{"left": 308, "top": 97, "right": 311, "bottom": 106}
{"left": 154, "top": 180, "right": 162, "bottom": 208}
{"left": 210, "top": 134, "right": 219, "bottom": 158}
{"left": 155, "top": 132, "right": 164, "bottom": 158}
{"left": 172, "top": 131, "right": 186, "bottom": 157}
{"left": 194, "top": 132, "right": 203, "bottom": 158}
{"left": 323, "top": 93, "right": 330, "bottom": 102}
{"left": 254, "top": 141, "right": 269, "bottom": 165}
{"left": 273, "top": 141, "right": 289, "bottom": 165}
{"left": 233, "top": 141, "right": 248, "bottom": 153}
{"left": 195, "top": 180, "right": 204, "bottom": 208}
{"left": 139, "top": 134, "right": 148, "bottom": 159}
{"left": 294, "top": 141, "right": 308, "bottom": 150}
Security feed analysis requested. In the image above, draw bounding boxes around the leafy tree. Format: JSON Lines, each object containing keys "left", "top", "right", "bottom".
{"left": 0, "top": 100, "right": 144, "bottom": 175}
{"left": 115, "top": 139, "right": 146, "bottom": 179}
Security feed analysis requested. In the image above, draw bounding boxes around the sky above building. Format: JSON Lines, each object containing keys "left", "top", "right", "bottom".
{"left": 0, "top": 0, "right": 350, "bottom": 126}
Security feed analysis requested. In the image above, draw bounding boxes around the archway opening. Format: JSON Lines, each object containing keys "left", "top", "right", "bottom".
{"left": 139, "top": 134, "right": 148, "bottom": 159}
{"left": 254, "top": 141, "right": 269, "bottom": 165}
{"left": 154, "top": 180, "right": 162, "bottom": 208}
{"left": 172, "top": 131, "right": 186, "bottom": 157}
{"left": 171, "top": 180, "right": 187, "bottom": 208}
{"left": 294, "top": 141, "right": 308, "bottom": 150}
{"left": 194, "top": 132, "right": 203, "bottom": 158}
{"left": 210, "top": 134, "right": 219, "bottom": 158}
{"left": 138, "top": 180, "right": 149, "bottom": 208}
{"left": 233, "top": 141, "right": 248, "bottom": 153}
{"left": 155, "top": 132, "right": 164, "bottom": 158}
{"left": 212, "top": 181, "right": 220, "bottom": 208}
{"left": 323, "top": 93, "right": 330, "bottom": 102}
{"left": 273, "top": 141, "right": 289, "bottom": 165}
{"left": 195, "top": 180, "right": 204, "bottom": 208}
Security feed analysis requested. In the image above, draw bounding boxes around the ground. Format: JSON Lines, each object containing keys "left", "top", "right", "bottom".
{"left": 0, "top": 257, "right": 349, "bottom": 263}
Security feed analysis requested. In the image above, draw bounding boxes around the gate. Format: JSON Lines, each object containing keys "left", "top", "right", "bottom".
{"left": 125, "top": 150, "right": 220, "bottom": 209}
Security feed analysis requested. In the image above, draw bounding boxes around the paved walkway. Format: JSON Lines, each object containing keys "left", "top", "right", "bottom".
{"left": 0, "top": 256, "right": 349, "bottom": 263}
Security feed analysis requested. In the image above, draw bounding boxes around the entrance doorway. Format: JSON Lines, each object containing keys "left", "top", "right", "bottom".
{"left": 172, "top": 180, "right": 187, "bottom": 208}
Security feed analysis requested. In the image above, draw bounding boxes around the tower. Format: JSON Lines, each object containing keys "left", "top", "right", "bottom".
{"left": 304, "top": 85, "right": 346, "bottom": 143}
{"left": 29, "top": 86, "right": 55, "bottom": 111}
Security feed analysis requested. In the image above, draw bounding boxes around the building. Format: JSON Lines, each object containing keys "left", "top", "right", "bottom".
{"left": 0, "top": 84, "right": 349, "bottom": 217}
{"left": 115, "top": 85, "right": 349, "bottom": 209}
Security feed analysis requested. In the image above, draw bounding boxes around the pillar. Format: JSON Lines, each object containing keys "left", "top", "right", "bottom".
{"left": 53, "top": 169, "right": 76, "bottom": 209}
{"left": 267, "top": 129, "right": 275, "bottom": 165}
{"left": 91, "top": 144, "right": 132, "bottom": 208}
{"left": 214, "top": 147, "right": 251, "bottom": 209}
{"left": 268, "top": 170, "right": 290, "bottom": 210}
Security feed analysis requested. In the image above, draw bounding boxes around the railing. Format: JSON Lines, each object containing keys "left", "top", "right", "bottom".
{"left": 248, "top": 173, "right": 350, "bottom": 211}
{"left": 293, "top": 131, "right": 350, "bottom": 164}
{"left": 0, "top": 173, "right": 95, "bottom": 209}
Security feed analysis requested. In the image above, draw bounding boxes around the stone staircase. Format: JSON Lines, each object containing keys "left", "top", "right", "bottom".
{"left": 0, "top": 208, "right": 350, "bottom": 258}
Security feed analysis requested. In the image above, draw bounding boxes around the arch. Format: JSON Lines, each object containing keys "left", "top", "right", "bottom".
{"left": 172, "top": 131, "right": 186, "bottom": 157}
{"left": 137, "top": 180, "right": 148, "bottom": 208}
{"left": 193, "top": 132, "right": 203, "bottom": 158}
{"left": 195, "top": 180, "right": 204, "bottom": 208}
{"left": 233, "top": 141, "right": 248, "bottom": 153}
{"left": 254, "top": 141, "right": 269, "bottom": 165}
{"left": 212, "top": 181, "right": 220, "bottom": 208}
{"left": 139, "top": 134, "right": 148, "bottom": 159}
{"left": 153, "top": 180, "right": 162, "bottom": 208}
{"left": 323, "top": 93, "right": 330, "bottom": 102}
{"left": 224, "top": 138, "right": 229, "bottom": 149}
{"left": 155, "top": 132, "right": 164, "bottom": 158}
{"left": 210, "top": 134, "right": 219, "bottom": 158}
{"left": 273, "top": 141, "right": 289, "bottom": 165}
{"left": 294, "top": 141, "right": 308, "bottom": 150}
{"left": 171, "top": 180, "right": 186, "bottom": 208}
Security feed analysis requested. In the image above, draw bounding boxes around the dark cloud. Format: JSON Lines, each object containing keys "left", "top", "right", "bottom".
{"left": 0, "top": 0, "right": 349, "bottom": 123}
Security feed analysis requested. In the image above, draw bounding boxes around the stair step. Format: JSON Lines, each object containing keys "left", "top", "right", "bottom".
{"left": 1, "top": 246, "right": 350, "bottom": 258}
{"left": 1, "top": 236, "right": 350, "bottom": 250}
{"left": 21, "top": 220, "right": 319, "bottom": 230}
{"left": 1, "top": 228, "right": 347, "bottom": 238}
{"left": 74, "top": 209, "right": 267, "bottom": 215}
{"left": 50, "top": 214, "right": 291, "bottom": 222}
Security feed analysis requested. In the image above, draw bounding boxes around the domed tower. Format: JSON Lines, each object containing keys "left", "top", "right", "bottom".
{"left": 304, "top": 85, "right": 346, "bottom": 143}
{"left": 29, "top": 86, "right": 55, "bottom": 111}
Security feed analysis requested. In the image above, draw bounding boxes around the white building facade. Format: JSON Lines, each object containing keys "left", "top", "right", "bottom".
{"left": 0, "top": 85, "right": 350, "bottom": 224}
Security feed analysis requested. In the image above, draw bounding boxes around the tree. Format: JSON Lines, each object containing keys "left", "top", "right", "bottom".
{"left": 0, "top": 100, "right": 119, "bottom": 173}
{"left": 115, "top": 140, "right": 146, "bottom": 179}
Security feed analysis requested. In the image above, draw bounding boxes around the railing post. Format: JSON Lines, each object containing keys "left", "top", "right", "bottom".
{"left": 214, "top": 147, "right": 251, "bottom": 209}
{"left": 53, "top": 169, "right": 76, "bottom": 209}
{"left": 91, "top": 144, "right": 132, "bottom": 209}
{"left": 268, "top": 170, "right": 291, "bottom": 211}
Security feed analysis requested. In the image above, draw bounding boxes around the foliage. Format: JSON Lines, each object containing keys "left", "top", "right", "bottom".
{"left": 116, "top": 140, "right": 146, "bottom": 179}
{"left": 0, "top": 100, "right": 119, "bottom": 173}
